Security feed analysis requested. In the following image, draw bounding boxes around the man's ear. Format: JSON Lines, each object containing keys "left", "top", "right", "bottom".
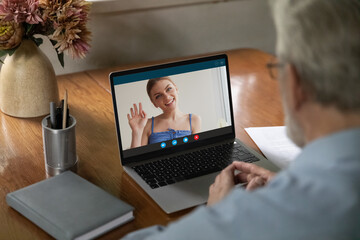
{"left": 287, "top": 64, "right": 308, "bottom": 111}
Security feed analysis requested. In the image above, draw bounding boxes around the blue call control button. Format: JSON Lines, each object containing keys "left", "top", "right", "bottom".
{"left": 172, "top": 140, "right": 177, "bottom": 146}
{"left": 183, "top": 137, "right": 188, "bottom": 143}
{"left": 160, "top": 142, "right": 166, "bottom": 148}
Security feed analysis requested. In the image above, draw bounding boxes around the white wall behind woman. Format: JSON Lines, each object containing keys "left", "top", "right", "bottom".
{"left": 38, "top": 0, "right": 275, "bottom": 75}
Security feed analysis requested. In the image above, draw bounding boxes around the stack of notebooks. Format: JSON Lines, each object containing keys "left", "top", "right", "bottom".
{"left": 6, "top": 171, "right": 134, "bottom": 240}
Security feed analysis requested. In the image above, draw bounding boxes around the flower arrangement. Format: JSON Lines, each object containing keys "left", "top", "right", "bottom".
{"left": 0, "top": 0, "right": 91, "bottom": 67}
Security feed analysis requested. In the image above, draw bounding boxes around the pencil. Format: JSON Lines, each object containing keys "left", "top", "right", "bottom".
{"left": 62, "top": 90, "right": 68, "bottom": 129}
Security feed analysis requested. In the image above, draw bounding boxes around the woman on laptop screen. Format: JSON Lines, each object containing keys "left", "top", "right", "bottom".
{"left": 127, "top": 76, "right": 201, "bottom": 148}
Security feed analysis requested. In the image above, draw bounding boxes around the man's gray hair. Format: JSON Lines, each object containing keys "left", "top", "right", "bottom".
{"left": 270, "top": 0, "right": 360, "bottom": 111}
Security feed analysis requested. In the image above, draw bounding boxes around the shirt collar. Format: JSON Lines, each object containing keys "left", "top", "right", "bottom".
{"left": 291, "top": 127, "right": 360, "bottom": 168}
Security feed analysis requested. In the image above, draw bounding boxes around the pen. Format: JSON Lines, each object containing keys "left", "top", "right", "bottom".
{"left": 55, "top": 106, "right": 62, "bottom": 129}
{"left": 50, "top": 102, "right": 56, "bottom": 129}
{"left": 62, "top": 90, "right": 68, "bottom": 129}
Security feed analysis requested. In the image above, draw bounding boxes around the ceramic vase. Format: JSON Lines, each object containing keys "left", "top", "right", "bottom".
{"left": 0, "top": 39, "right": 59, "bottom": 118}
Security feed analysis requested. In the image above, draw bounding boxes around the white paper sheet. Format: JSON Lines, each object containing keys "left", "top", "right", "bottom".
{"left": 245, "top": 126, "right": 302, "bottom": 169}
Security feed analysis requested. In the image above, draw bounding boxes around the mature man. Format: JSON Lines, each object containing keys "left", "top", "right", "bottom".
{"left": 123, "top": 0, "right": 360, "bottom": 239}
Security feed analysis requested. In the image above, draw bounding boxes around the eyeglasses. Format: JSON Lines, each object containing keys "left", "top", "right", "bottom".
{"left": 266, "top": 58, "right": 285, "bottom": 80}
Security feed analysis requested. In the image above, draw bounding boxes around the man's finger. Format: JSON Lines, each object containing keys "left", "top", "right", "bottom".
{"left": 213, "top": 164, "right": 234, "bottom": 186}
{"left": 220, "top": 164, "right": 235, "bottom": 181}
{"left": 233, "top": 161, "right": 273, "bottom": 180}
{"left": 223, "top": 163, "right": 235, "bottom": 174}
{"left": 246, "top": 176, "right": 265, "bottom": 191}
{"left": 235, "top": 172, "right": 258, "bottom": 184}
{"left": 235, "top": 172, "right": 250, "bottom": 184}
{"left": 247, "top": 173, "right": 257, "bottom": 182}
{"left": 214, "top": 174, "right": 220, "bottom": 186}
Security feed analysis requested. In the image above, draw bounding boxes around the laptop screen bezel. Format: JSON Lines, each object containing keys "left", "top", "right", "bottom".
{"left": 109, "top": 54, "right": 236, "bottom": 165}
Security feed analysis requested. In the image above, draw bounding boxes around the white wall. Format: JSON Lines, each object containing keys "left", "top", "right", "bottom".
{"left": 36, "top": 0, "right": 275, "bottom": 75}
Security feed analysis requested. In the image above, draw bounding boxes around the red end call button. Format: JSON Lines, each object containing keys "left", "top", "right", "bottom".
{"left": 194, "top": 135, "right": 199, "bottom": 140}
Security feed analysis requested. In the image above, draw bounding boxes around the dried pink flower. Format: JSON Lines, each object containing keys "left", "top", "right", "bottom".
{"left": 0, "top": 0, "right": 43, "bottom": 24}
{"left": 47, "top": 0, "right": 91, "bottom": 59}
{"left": 0, "top": 0, "right": 91, "bottom": 66}
{"left": 52, "top": 23, "right": 91, "bottom": 59}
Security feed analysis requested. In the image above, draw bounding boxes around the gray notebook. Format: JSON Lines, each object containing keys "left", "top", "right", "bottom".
{"left": 6, "top": 171, "right": 134, "bottom": 240}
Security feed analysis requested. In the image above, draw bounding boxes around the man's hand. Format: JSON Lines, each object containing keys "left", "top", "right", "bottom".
{"left": 207, "top": 164, "right": 236, "bottom": 206}
{"left": 207, "top": 162, "right": 276, "bottom": 206}
{"left": 233, "top": 161, "right": 275, "bottom": 191}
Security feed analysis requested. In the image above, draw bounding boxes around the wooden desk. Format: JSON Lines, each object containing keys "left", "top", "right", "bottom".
{"left": 0, "top": 49, "right": 283, "bottom": 239}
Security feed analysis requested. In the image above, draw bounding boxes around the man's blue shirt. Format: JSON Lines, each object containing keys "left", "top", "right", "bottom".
{"left": 123, "top": 128, "right": 360, "bottom": 240}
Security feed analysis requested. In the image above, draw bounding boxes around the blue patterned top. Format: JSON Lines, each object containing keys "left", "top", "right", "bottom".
{"left": 148, "top": 114, "right": 192, "bottom": 144}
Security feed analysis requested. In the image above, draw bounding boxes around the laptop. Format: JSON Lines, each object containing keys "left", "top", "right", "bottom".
{"left": 109, "top": 54, "right": 280, "bottom": 214}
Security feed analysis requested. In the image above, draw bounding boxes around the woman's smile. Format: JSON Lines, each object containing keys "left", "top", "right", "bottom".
{"left": 165, "top": 98, "right": 175, "bottom": 107}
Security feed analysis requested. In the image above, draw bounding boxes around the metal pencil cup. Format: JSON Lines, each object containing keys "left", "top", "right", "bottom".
{"left": 42, "top": 115, "right": 78, "bottom": 176}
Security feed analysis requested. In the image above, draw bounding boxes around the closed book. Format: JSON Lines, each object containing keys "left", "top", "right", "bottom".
{"left": 6, "top": 171, "right": 134, "bottom": 240}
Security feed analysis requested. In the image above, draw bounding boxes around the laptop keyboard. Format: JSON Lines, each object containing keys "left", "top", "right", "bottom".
{"left": 132, "top": 142, "right": 259, "bottom": 189}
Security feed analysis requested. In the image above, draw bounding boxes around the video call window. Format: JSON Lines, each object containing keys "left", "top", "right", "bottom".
{"left": 113, "top": 59, "right": 232, "bottom": 156}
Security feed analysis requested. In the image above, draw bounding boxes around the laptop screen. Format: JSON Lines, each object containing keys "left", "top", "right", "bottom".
{"left": 110, "top": 54, "right": 235, "bottom": 164}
